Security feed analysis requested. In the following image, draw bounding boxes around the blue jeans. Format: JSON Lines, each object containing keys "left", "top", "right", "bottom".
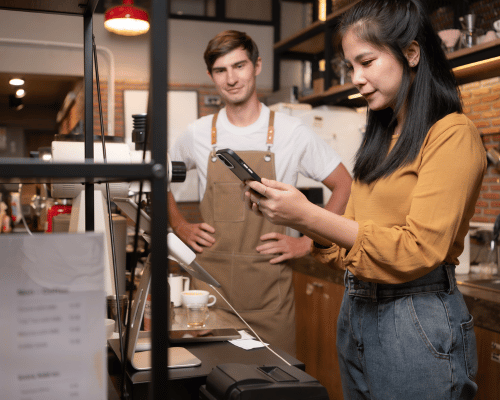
{"left": 337, "top": 265, "right": 478, "bottom": 400}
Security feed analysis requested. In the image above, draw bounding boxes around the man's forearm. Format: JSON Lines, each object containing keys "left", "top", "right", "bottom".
{"left": 167, "top": 191, "right": 188, "bottom": 232}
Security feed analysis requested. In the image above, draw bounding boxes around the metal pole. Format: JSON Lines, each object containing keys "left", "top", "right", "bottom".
{"left": 84, "top": 9, "right": 94, "bottom": 232}
{"left": 150, "top": 0, "right": 170, "bottom": 398}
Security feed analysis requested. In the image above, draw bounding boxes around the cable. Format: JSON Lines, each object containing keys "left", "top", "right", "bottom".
{"left": 209, "top": 284, "right": 291, "bottom": 366}
{"left": 18, "top": 184, "right": 33, "bottom": 236}
{"left": 93, "top": 34, "right": 133, "bottom": 400}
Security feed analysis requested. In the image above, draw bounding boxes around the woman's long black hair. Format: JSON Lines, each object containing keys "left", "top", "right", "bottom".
{"left": 338, "top": 0, "right": 462, "bottom": 184}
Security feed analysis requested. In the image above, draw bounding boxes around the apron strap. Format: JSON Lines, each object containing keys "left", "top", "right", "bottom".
{"left": 210, "top": 112, "right": 219, "bottom": 161}
{"left": 211, "top": 112, "right": 218, "bottom": 145}
{"left": 210, "top": 109, "right": 275, "bottom": 161}
{"left": 266, "top": 110, "right": 275, "bottom": 145}
{"left": 266, "top": 110, "right": 275, "bottom": 161}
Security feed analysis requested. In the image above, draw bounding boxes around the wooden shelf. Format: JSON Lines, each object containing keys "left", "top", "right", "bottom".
{"left": 297, "top": 38, "right": 500, "bottom": 106}
{"left": 450, "top": 38, "right": 500, "bottom": 84}
{"left": 274, "top": 19, "right": 325, "bottom": 57}
{"left": 448, "top": 37, "right": 500, "bottom": 63}
{"left": 275, "top": 2, "right": 500, "bottom": 106}
{"left": 274, "top": 0, "right": 362, "bottom": 57}
{"left": 300, "top": 82, "right": 354, "bottom": 102}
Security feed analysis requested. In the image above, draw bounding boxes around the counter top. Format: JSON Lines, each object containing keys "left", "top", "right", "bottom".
{"left": 455, "top": 273, "right": 500, "bottom": 333}
{"left": 289, "top": 256, "right": 500, "bottom": 332}
{"left": 171, "top": 307, "right": 246, "bottom": 331}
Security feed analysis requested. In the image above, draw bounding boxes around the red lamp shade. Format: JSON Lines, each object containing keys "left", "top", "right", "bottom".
{"left": 104, "top": 0, "right": 150, "bottom": 36}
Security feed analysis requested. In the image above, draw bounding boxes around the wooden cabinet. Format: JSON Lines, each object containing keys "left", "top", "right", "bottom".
{"left": 294, "top": 271, "right": 345, "bottom": 400}
{"left": 474, "top": 326, "right": 500, "bottom": 400}
{"left": 294, "top": 271, "right": 500, "bottom": 400}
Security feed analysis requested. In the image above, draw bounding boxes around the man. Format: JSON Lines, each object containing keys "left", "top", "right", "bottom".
{"left": 168, "top": 30, "right": 351, "bottom": 355}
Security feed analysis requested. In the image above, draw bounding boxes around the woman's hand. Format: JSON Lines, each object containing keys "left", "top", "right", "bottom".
{"left": 242, "top": 178, "right": 310, "bottom": 228}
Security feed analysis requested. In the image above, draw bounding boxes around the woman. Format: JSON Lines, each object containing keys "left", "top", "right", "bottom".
{"left": 243, "top": 0, "right": 486, "bottom": 398}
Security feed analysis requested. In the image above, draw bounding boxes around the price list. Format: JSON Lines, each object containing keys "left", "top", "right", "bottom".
{"left": 0, "top": 233, "right": 106, "bottom": 400}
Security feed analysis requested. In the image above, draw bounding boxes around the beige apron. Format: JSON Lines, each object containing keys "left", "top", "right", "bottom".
{"left": 193, "top": 110, "right": 296, "bottom": 355}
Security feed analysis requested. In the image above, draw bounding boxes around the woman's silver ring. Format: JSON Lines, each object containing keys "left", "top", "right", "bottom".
{"left": 257, "top": 199, "right": 260, "bottom": 207}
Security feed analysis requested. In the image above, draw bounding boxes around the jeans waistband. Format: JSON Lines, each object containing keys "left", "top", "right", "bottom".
{"left": 345, "top": 265, "right": 456, "bottom": 301}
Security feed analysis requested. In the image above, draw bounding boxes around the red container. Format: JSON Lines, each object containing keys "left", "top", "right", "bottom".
{"left": 46, "top": 204, "right": 72, "bottom": 232}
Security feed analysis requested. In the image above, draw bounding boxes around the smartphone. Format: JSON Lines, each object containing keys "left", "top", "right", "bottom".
{"left": 215, "top": 148, "right": 261, "bottom": 182}
{"left": 169, "top": 328, "right": 241, "bottom": 343}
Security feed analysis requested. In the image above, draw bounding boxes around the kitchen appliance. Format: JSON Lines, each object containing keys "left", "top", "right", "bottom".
{"left": 108, "top": 231, "right": 220, "bottom": 370}
{"left": 269, "top": 104, "right": 366, "bottom": 197}
{"left": 287, "top": 104, "right": 366, "bottom": 201}
{"left": 199, "top": 363, "right": 329, "bottom": 400}
{"left": 459, "top": 14, "right": 479, "bottom": 48}
{"left": 46, "top": 202, "right": 72, "bottom": 232}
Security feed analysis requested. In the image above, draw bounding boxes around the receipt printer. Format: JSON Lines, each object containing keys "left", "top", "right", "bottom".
{"left": 199, "top": 363, "right": 330, "bottom": 400}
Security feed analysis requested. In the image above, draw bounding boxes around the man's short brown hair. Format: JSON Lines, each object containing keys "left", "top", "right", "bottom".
{"left": 204, "top": 30, "right": 259, "bottom": 74}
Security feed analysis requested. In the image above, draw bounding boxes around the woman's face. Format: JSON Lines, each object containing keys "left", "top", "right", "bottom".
{"left": 342, "top": 28, "right": 404, "bottom": 111}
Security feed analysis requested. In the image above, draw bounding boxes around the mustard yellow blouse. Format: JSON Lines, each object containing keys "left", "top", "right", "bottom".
{"left": 311, "top": 112, "right": 487, "bottom": 284}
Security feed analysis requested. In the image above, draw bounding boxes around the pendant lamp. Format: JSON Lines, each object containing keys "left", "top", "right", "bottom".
{"left": 104, "top": 0, "right": 150, "bottom": 36}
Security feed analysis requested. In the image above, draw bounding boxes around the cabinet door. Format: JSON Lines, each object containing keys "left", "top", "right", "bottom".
{"left": 474, "top": 326, "right": 500, "bottom": 400}
{"left": 294, "top": 271, "right": 345, "bottom": 400}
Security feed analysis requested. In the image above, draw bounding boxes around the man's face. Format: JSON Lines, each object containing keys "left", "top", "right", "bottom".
{"left": 208, "top": 47, "right": 261, "bottom": 107}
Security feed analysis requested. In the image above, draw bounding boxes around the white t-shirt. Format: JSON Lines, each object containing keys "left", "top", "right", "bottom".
{"left": 170, "top": 104, "right": 342, "bottom": 198}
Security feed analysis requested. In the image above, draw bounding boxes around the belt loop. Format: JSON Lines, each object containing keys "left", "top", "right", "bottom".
{"left": 446, "top": 264, "right": 456, "bottom": 294}
{"left": 371, "top": 283, "right": 378, "bottom": 302}
{"left": 344, "top": 270, "right": 349, "bottom": 287}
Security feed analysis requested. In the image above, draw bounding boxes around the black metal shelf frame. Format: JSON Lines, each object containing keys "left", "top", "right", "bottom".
{"left": 0, "top": 0, "right": 170, "bottom": 397}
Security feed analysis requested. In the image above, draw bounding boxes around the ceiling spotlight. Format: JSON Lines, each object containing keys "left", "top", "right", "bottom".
{"left": 9, "top": 94, "right": 24, "bottom": 111}
{"left": 9, "top": 78, "right": 24, "bottom": 86}
{"left": 104, "top": 0, "right": 150, "bottom": 36}
{"left": 16, "top": 88, "right": 25, "bottom": 98}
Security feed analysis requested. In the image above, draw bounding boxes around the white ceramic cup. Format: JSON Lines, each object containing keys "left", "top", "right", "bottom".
{"left": 493, "top": 19, "right": 500, "bottom": 32}
{"left": 105, "top": 318, "right": 115, "bottom": 339}
{"left": 168, "top": 275, "right": 190, "bottom": 307}
{"left": 181, "top": 290, "right": 216, "bottom": 307}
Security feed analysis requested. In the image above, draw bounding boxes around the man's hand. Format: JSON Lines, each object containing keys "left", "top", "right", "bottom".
{"left": 256, "top": 232, "right": 312, "bottom": 264}
{"left": 175, "top": 222, "right": 216, "bottom": 253}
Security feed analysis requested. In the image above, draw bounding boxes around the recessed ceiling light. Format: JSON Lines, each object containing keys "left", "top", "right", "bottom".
{"left": 9, "top": 78, "right": 24, "bottom": 86}
{"left": 16, "top": 89, "right": 25, "bottom": 98}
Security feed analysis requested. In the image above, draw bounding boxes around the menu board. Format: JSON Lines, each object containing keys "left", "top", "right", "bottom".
{"left": 0, "top": 233, "right": 106, "bottom": 400}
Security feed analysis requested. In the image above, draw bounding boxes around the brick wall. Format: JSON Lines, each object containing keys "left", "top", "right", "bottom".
{"left": 461, "top": 77, "right": 500, "bottom": 223}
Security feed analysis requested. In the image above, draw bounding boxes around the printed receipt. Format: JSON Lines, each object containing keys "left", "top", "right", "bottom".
{"left": 0, "top": 233, "right": 106, "bottom": 400}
